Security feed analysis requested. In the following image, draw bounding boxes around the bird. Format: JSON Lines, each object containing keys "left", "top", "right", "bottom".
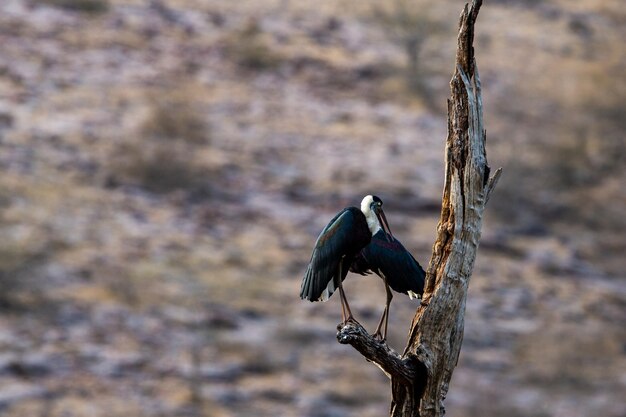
{"left": 300, "top": 195, "right": 425, "bottom": 340}
{"left": 350, "top": 197, "right": 425, "bottom": 341}
{"left": 300, "top": 195, "right": 390, "bottom": 324}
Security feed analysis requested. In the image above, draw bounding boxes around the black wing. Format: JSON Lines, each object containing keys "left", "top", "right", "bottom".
{"left": 351, "top": 230, "right": 425, "bottom": 298}
{"left": 300, "top": 207, "right": 370, "bottom": 302}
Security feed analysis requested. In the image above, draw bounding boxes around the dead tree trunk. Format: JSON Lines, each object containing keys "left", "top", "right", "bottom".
{"left": 336, "top": 1, "right": 501, "bottom": 416}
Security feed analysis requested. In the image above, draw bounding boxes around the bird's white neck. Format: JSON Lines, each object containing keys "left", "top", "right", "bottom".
{"left": 366, "top": 213, "right": 381, "bottom": 236}
{"left": 360, "top": 196, "right": 381, "bottom": 236}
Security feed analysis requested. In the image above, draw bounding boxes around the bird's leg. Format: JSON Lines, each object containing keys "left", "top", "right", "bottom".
{"left": 337, "top": 259, "right": 356, "bottom": 324}
{"left": 338, "top": 280, "right": 355, "bottom": 324}
{"left": 383, "top": 281, "right": 393, "bottom": 340}
{"left": 338, "top": 279, "right": 347, "bottom": 323}
{"left": 373, "top": 277, "right": 393, "bottom": 341}
{"left": 337, "top": 264, "right": 347, "bottom": 323}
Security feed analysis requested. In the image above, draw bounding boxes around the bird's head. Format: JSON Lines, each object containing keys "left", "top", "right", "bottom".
{"left": 360, "top": 195, "right": 393, "bottom": 241}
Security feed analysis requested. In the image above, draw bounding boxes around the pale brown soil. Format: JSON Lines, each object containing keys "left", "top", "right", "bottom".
{"left": 0, "top": 1, "right": 624, "bottom": 416}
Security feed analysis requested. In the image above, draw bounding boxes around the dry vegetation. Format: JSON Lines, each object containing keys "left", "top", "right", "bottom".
{"left": 0, "top": 0, "right": 624, "bottom": 416}
{"left": 35, "top": 0, "right": 110, "bottom": 14}
{"left": 107, "top": 87, "right": 213, "bottom": 194}
{"left": 368, "top": 0, "right": 449, "bottom": 98}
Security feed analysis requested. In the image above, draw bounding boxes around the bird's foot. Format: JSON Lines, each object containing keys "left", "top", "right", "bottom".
{"left": 338, "top": 316, "right": 360, "bottom": 329}
{"left": 371, "top": 331, "right": 386, "bottom": 343}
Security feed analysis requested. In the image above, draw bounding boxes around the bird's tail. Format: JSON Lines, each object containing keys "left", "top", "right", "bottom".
{"left": 300, "top": 264, "right": 313, "bottom": 300}
{"left": 300, "top": 261, "right": 340, "bottom": 302}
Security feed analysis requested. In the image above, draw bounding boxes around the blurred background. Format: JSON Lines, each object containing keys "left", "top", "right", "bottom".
{"left": 0, "top": 0, "right": 624, "bottom": 416}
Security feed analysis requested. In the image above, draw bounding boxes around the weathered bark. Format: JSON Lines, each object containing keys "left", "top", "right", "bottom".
{"left": 336, "top": 1, "right": 501, "bottom": 416}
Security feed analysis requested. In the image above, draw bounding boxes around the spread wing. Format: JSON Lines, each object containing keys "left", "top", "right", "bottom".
{"left": 351, "top": 231, "right": 425, "bottom": 298}
{"left": 300, "top": 208, "right": 370, "bottom": 302}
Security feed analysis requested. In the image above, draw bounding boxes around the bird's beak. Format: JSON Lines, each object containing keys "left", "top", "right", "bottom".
{"left": 374, "top": 206, "right": 393, "bottom": 242}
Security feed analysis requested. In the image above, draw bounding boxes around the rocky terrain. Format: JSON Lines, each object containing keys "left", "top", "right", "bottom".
{"left": 0, "top": 0, "right": 624, "bottom": 416}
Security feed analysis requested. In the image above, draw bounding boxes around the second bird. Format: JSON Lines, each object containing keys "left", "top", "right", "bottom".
{"left": 350, "top": 195, "right": 425, "bottom": 340}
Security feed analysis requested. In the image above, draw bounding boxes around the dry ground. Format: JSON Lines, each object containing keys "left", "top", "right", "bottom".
{"left": 0, "top": 0, "right": 624, "bottom": 416}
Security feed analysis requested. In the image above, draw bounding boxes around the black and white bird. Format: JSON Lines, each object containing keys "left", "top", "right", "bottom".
{"left": 350, "top": 197, "right": 425, "bottom": 340}
{"left": 300, "top": 195, "right": 425, "bottom": 339}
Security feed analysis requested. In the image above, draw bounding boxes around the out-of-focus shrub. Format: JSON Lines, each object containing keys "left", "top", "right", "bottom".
{"left": 112, "top": 140, "right": 209, "bottom": 194}
{"left": 224, "top": 20, "right": 284, "bottom": 71}
{"left": 107, "top": 91, "right": 212, "bottom": 194}
{"left": 0, "top": 242, "right": 50, "bottom": 310}
{"left": 140, "top": 98, "right": 210, "bottom": 146}
{"left": 36, "top": 0, "right": 110, "bottom": 14}
{"left": 369, "top": 0, "right": 446, "bottom": 97}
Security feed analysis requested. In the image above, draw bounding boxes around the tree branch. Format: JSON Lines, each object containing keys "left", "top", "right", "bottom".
{"left": 485, "top": 167, "right": 502, "bottom": 203}
{"left": 337, "top": 321, "right": 415, "bottom": 385}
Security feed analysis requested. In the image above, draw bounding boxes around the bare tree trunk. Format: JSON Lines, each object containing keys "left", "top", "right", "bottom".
{"left": 336, "top": 1, "right": 501, "bottom": 416}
